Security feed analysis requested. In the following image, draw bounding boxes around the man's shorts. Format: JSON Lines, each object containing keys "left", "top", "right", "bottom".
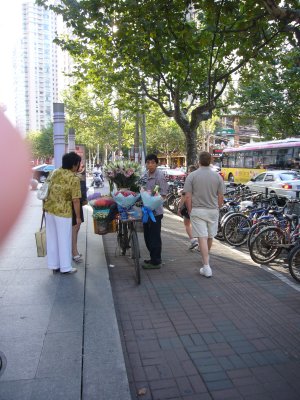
{"left": 190, "top": 208, "right": 219, "bottom": 238}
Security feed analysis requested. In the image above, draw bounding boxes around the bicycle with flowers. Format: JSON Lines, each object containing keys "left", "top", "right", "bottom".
{"left": 105, "top": 161, "right": 142, "bottom": 284}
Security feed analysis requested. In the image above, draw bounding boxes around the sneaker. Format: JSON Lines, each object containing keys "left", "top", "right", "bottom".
{"left": 189, "top": 239, "right": 198, "bottom": 250}
{"left": 143, "top": 259, "right": 151, "bottom": 264}
{"left": 142, "top": 262, "right": 161, "bottom": 269}
{"left": 61, "top": 268, "right": 77, "bottom": 275}
{"left": 200, "top": 265, "right": 212, "bottom": 278}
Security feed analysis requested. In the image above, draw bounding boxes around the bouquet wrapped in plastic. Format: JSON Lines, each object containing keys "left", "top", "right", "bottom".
{"left": 113, "top": 189, "right": 140, "bottom": 220}
{"left": 113, "top": 190, "right": 140, "bottom": 209}
{"left": 89, "top": 196, "right": 115, "bottom": 210}
{"left": 89, "top": 195, "right": 116, "bottom": 235}
{"left": 140, "top": 187, "right": 164, "bottom": 223}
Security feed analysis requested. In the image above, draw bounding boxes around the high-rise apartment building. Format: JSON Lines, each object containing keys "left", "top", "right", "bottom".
{"left": 15, "top": 0, "right": 72, "bottom": 134}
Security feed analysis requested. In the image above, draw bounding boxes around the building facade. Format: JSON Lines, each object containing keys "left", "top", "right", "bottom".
{"left": 15, "top": 0, "right": 72, "bottom": 134}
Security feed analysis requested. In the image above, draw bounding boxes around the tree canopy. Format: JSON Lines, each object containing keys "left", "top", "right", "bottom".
{"left": 37, "top": 0, "right": 299, "bottom": 164}
{"left": 26, "top": 126, "right": 54, "bottom": 161}
{"left": 235, "top": 48, "right": 300, "bottom": 139}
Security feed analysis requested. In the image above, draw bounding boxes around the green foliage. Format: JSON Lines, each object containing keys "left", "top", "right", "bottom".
{"left": 63, "top": 85, "right": 120, "bottom": 155}
{"left": 235, "top": 48, "right": 300, "bottom": 139}
{"left": 37, "top": 0, "right": 298, "bottom": 164}
{"left": 26, "top": 125, "right": 54, "bottom": 159}
{"left": 145, "top": 104, "right": 186, "bottom": 155}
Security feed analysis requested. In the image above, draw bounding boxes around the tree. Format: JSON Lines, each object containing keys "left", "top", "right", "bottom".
{"left": 262, "top": 0, "right": 300, "bottom": 50}
{"left": 38, "top": 0, "right": 296, "bottom": 164}
{"left": 144, "top": 103, "right": 186, "bottom": 157}
{"left": 63, "top": 85, "right": 120, "bottom": 160}
{"left": 26, "top": 126, "right": 54, "bottom": 160}
{"left": 235, "top": 48, "right": 300, "bottom": 139}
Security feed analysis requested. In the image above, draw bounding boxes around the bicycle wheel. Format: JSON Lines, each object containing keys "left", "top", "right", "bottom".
{"left": 215, "top": 209, "right": 228, "bottom": 241}
{"left": 249, "top": 226, "right": 284, "bottom": 264}
{"left": 247, "top": 220, "right": 274, "bottom": 249}
{"left": 167, "top": 194, "right": 177, "bottom": 212}
{"left": 118, "top": 221, "right": 129, "bottom": 255}
{"left": 288, "top": 244, "right": 300, "bottom": 283}
{"left": 222, "top": 213, "right": 251, "bottom": 246}
{"left": 130, "top": 228, "right": 141, "bottom": 284}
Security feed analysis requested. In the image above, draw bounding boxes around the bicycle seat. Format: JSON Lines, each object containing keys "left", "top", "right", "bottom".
{"left": 268, "top": 209, "right": 284, "bottom": 216}
{"left": 283, "top": 214, "right": 298, "bottom": 223}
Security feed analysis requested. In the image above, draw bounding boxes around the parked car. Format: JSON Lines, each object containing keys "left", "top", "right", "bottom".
{"left": 211, "top": 165, "right": 225, "bottom": 180}
{"left": 246, "top": 170, "right": 300, "bottom": 198}
{"left": 158, "top": 166, "right": 186, "bottom": 181}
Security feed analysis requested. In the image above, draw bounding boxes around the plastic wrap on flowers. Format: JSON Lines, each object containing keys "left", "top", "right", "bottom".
{"left": 140, "top": 189, "right": 164, "bottom": 223}
{"left": 90, "top": 196, "right": 115, "bottom": 210}
{"left": 140, "top": 190, "right": 164, "bottom": 210}
{"left": 93, "top": 209, "right": 110, "bottom": 220}
{"left": 113, "top": 190, "right": 140, "bottom": 209}
{"left": 87, "top": 192, "right": 102, "bottom": 202}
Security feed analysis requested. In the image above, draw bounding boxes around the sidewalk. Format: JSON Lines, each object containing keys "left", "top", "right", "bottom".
{"left": 2, "top": 192, "right": 300, "bottom": 400}
{"left": 0, "top": 191, "right": 131, "bottom": 400}
{"left": 104, "top": 210, "right": 300, "bottom": 400}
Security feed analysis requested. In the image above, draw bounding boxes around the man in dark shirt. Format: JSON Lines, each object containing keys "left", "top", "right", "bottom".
{"left": 142, "top": 154, "right": 168, "bottom": 269}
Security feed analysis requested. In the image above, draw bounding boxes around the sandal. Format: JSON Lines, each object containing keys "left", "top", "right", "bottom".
{"left": 72, "top": 255, "right": 83, "bottom": 263}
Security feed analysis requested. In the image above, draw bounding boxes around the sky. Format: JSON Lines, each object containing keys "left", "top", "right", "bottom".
{"left": 0, "top": 0, "right": 24, "bottom": 125}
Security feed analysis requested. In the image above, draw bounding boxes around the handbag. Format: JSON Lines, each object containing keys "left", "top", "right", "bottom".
{"left": 37, "top": 181, "right": 49, "bottom": 200}
{"left": 180, "top": 204, "right": 190, "bottom": 218}
{"left": 37, "top": 172, "right": 52, "bottom": 200}
{"left": 35, "top": 211, "right": 47, "bottom": 257}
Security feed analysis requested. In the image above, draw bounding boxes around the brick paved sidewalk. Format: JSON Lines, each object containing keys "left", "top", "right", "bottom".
{"left": 103, "top": 211, "right": 300, "bottom": 400}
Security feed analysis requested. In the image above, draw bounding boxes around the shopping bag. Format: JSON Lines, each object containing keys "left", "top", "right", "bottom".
{"left": 37, "top": 172, "right": 53, "bottom": 200}
{"left": 36, "top": 181, "right": 49, "bottom": 200}
{"left": 35, "top": 212, "right": 47, "bottom": 257}
{"left": 37, "top": 181, "right": 49, "bottom": 200}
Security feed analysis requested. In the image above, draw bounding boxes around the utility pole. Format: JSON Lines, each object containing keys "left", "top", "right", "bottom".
{"left": 53, "top": 103, "right": 65, "bottom": 168}
{"left": 134, "top": 112, "right": 140, "bottom": 163}
{"left": 118, "top": 109, "right": 122, "bottom": 154}
{"left": 68, "top": 128, "right": 75, "bottom": 152}
{"left": 141, "top": 112, "right": 147, "bottom": 165}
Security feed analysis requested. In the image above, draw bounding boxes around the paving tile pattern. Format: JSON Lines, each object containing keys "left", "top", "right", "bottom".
{"left": 103, "top": 211, "right": 300, "bottom": 400}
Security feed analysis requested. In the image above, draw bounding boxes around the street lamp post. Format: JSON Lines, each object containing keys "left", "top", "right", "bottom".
{"left": 53, "top": 103, "right": 65, "bottom": 168}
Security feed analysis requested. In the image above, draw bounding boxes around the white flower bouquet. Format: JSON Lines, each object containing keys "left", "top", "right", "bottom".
{"left": 104, "top": 160, "right": 142, "bottom": 190}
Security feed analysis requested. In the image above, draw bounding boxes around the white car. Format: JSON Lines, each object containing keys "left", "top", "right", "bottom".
{"left": 157, "top": 166, "right": 186, "bottom": 181}
{"left": 246, "top": 170, "right": 300, "bottom": 199}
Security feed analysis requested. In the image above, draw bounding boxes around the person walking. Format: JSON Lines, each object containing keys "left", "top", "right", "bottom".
{"left": 177, "top": 165, "right": 198, "bottom": 249}
{"left": 43, "top": 152, "right": 82, "bottom": 275}
{"left": 183, "top": 151, "right": 224, "bottom": 277}
{"left": 91, "top": 163, "right": 104, "bottom": 186}
{"left": 142, "top": 154, "right": 169, "bottom": 269}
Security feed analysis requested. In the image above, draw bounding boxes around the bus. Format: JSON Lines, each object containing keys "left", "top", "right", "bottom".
{"left": 221, "top": 138, "right": 300, "bottom": 183}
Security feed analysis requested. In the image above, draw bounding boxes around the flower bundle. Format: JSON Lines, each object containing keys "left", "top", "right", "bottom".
{"left": 87, "top": 192, "right": 102, "bottom": 201}
{"left": 140, "top": 187, "right": 164, "bottom": 211}
{"left": 89, "top": 196, "right": 116, "bottom": 222}
{"left": 90, "top": 196, "right": 115, "bottom": 210}
{"left": 113, "top": 189, "right": 140, "bottom": 209}
{"left": 104, "top": 160, "right": 142, "bottom": 190}
{"left": 140, "top": 187, "right": 164, "bottom": 223}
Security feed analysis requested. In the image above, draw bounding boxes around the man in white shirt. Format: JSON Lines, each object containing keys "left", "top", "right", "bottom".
{"left": 91, "top": 163, "right": 104, "bottom": 186}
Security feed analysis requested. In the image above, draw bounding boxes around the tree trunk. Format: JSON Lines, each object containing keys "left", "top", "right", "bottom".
{"left": 183, "top": 127, "right": 198, "bottom": 167}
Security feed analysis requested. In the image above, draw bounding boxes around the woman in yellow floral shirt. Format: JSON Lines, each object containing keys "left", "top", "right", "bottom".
{"left": 44, "top": 152, "right": 82, "bottom": 274}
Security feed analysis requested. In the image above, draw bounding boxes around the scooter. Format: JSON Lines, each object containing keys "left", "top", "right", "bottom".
{"left": 93, "top": 172, "right": 104, "bottom": 188}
